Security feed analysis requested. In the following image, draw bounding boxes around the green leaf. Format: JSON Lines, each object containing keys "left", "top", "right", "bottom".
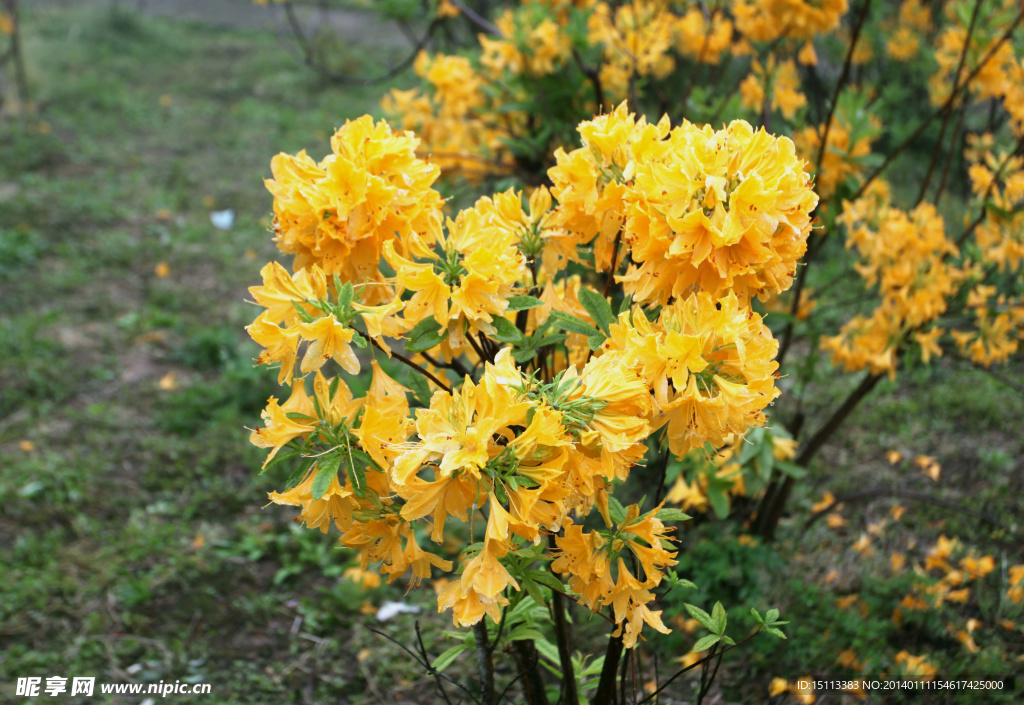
{"left": 491, "top": 316, "right": 525, "bottom": 344}
{"left": 405, "top": 369, "right": 432, "bottom": 407}
{"left": 260, "top": 449, "right": 302, "bottom": 475}
{"left": 507, "top": 295, "right": 544, "bottom": 311}
{"left": 290, "top": 300, "right": 316, "bottom": 323}
{"left": 765, "top": 626, "right": 787, "bottom": 639}
{"left": 285, "top": 412, "right": 316, "bottom": 421}
{"left": 587, "top": 333, "right": 606, "bottom": 351}
{"left": 512, "top": 348, "right": 536, "bottom": 363}
{"left": 406, "top": 317, "right": 448, "bottom": 353}
{"left": 549, "top": 310, "right": 601, "bottom": 337}
{"left": 311, "top": 455, "right": 342, "bottom": 500}
{"left": 721, "top": 635, "right": 736, "bottom": 646}
{"left": 765, "top": 608, "right": 780, "bottom": 624}
{"left": 738, "top": 428, "right": 763, "bottom": 465}
{"left": 526, "top": 570, "right": 565, "bottom": 592}
{"left": 711, "top": 601, "right": 727, "bottom": 635}
{"left": 337, "top": 280, "right": 355, "bottom": 310}
{"left": 684, "top": 604, "right": 715, "bottom": 632}
{"left": 506, "top": 627, "right": 548, "bottom": 643}
{"left": 346, "top": 448, "right": 379, "bottom": 498}
{"left": 432, "top": 644, "right": 469, "bottom": 672}
{"left": 774, "top": 460, "right": 808, "bottom": 479}
{"left": 706, "top": 480, "right": 731, "bottom": 519}
{"left": 607, "top": 495, "right": 627, "bottom": 525}
{"left": 691, "top": 634, "right": 720, "bottom": 653}
{"left": 750, "top": 608, "right": 764, "bottom": 625}
{"left": 533, "top": 638, "right": 561, "bottom": 665}
{"left": 755, "top": 441, "right": 775, "bottom": 481}
{"left": 656, "top": 508, "right": 692, "bottom": 522}
{"left": 522, "top": 578, "right": 545, "bottom": 606}
{"left": 577, "top": 287, "right": 615, "bottom": 336}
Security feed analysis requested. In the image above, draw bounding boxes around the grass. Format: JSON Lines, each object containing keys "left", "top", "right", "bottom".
{"left": 1, "top": 4, "right": 1023, "bottom": 704}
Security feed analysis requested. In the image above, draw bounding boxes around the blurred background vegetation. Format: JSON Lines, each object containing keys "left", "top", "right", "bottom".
{"left": 0, "top": 2, "right": 1021, "bottom": 703}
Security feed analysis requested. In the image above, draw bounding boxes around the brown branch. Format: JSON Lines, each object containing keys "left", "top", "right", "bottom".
{"left": 365, "top": 625, "right": 479, "bottom": 703}
{"left": 914, "top": 0, "right": 983, "bottom": 206}
{"left": 450, "top": 0, "right": 502, "bottom": 36}
{"left": 851, "top": 6, "right": 1024, "bottom": 202}
{"left": 473, "top": 621, "right": 496, "bottom": 705}
{"left": 635, "top": 630, "right": 763, "bottom": 705}
{"left": 282, "top": 0, "right": 439, "bottom": 86}
{"left": 815, "top": 0, "right": 873, "bottom": 180}
{"left": 549, "top": 536, "right": 580, "bottom": 705}
{"left": 933, "top": 93, "right": 970, "bottom": 203}
{"left": 592, "top": 635, "right": 623, "bottom": 705}
{"left": 776, "top": 0, "right": 872, "bottom": 370}
{"left": 415, "top": 621, "right": 455, "bottom": 705}
{"left": 679, "top": 0, "right": 724, "bottom": 111}
{"left": 370, "top": 337, "right": 451, "bottom": 392}
{"left": 603, "top": 231, "right": 623, "bottom": 298}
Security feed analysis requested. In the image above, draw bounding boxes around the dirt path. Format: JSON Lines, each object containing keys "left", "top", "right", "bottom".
{"left": 33, "top": 0, "right": 408, "bottom": 48}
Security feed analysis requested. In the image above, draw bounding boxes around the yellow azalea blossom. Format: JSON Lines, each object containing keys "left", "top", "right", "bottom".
{"left": 621, "top": 118, "right": 817, "bottom": 305}
{"left": 250, "top": 383, "right": 316, "bottom": 468}
{"left": 607, "top": 292, "right": 780, "bottom": 456}
{"left": 265, "top": 116, "right": 443, "bottom": 294}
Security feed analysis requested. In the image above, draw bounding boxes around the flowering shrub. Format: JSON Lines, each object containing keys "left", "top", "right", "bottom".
{"left": 247, "top": 109, "right": 800, "bottom": 702}
{"left": 249, "top": 0, "right": 1024, "bottom": 701}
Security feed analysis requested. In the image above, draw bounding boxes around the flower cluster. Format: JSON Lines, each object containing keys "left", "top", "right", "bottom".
{"left": 248, "top": 110, "right": 811, "bottom": 648}
{"left": 822, "top": 186, "right": 963, "bottom": 377}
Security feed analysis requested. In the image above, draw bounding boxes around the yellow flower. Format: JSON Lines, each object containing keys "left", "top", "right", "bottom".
{"left": 621, "top": 119, "right": 816, "bottom": 305}
{"left": 250, "top": 383, "right": 316, "bottom": 468}
{"left": 266, "top": 116, "right": 443, "bottom": 294}
{"left": 608, "top": 292, "right": 780, "bottom": 456}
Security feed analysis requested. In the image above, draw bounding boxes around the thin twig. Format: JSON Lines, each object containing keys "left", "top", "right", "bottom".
{"left": 282, "top": 0, "right": 440, "bottom": 86}
{"left": 777, "top": 0, "right": 873, "bottom": 370}
{"left": 603, "top": 231, "right": 623, "bottom": 298}
{"left": 416, "top": 621, "right": 454, "bottom": 705}
{"left": 366, "top": 625, "right": 479, "bottom": 703}
{"left": 474, "top": 621, "right": 496, "bottom": 705}
{"left": 450, "top": 0, "right": 503, "bottom": 36}
{"left": 635, "top": 631, "right": 762, "bottom": 705}
{"left": 851, "top": 6, "right": 1024, "bottom": 202}
{"left": 914, "top": 0, "right": 983, "bottom": 206}
{"left": 369, "top": 337, "right": 451, "bottom": 392}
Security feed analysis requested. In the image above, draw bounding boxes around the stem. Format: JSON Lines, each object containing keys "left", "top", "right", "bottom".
{"left": 421, "top": 350, "right": 472, "bottom": 381}
{"left": 679, "top": 0, "right": 723, "bottom": 111}
{"left": 603, "top": 231, "right": 623, "bottom": 297}
{"left": 933, "top": 94, "right": 969, "bottom": 203}
{"left": 450, "top": 0, "right": 503, "bottom": 36}
{"left": 416, "top": 621, "right": 454, "bottom": 705}
{"left": 474, "top": 621, "right": 496, "bottom": 705}
{"left": 511, "top": 640, "right": 550, "bottom": 705}
{"left": 369, "top": 337, "right": 451, "bottom": 392}
{"left": 755, "top": 371, "right": 883, "bottom": 539}
{"left": 592, "top": 634, "right": 623, "bottom": 705}
{"left": 635, "top": 631, "right": 762, "bottom": 705}
{"left": 546, "top": 535, "right": 579, "bottom": 705}
{"left": 850, "top": 6, "right": 1024, "bottom": 202}
{"left": 777, "top": 0, "right": 872, "bottom": 370}
{"left": 281, "top": 0, "right": 440, "bottom": 86}
{"left": 551, "top": 590, "right": 580, "bottom": 705}
{"left": 815, "top": 0, "right": 873, "bottom": 179}
{"left": 914, "top": 0, "right": 983, "bottom": 207}
{"left": 571, "top": 48, "right": 605, "bottom": 112}
{"left": 652, "top": 448, "right": 671, "bottom": 506}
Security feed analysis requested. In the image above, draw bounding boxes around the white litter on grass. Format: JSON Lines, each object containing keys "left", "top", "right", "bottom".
{"left": 376, "top": 601, "right": 421, "bottom": 621}
{"left": 210, "top": 209, "right": 235, "bottom": 230}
